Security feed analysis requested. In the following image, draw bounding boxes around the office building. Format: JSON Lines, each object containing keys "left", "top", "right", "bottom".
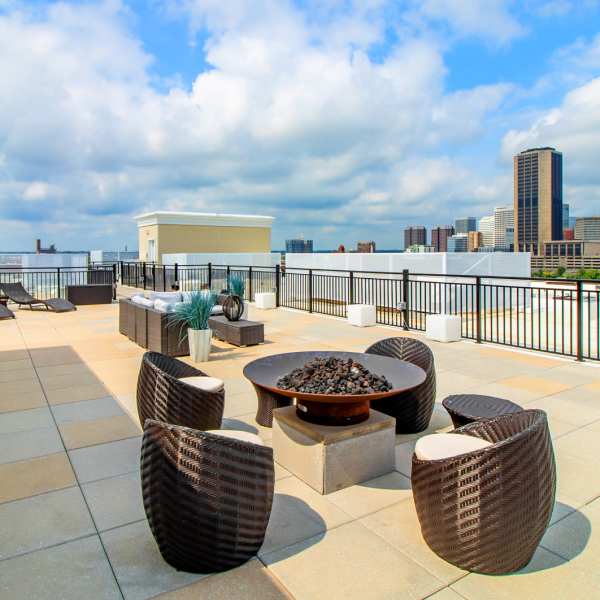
{"left": 356, "top": 241, "right": 376, "bottom": 253}
{"left": 563, "top": 204, "right": 570, "bottom": 237}
{"left": 493, "top": 206, "right": 514, "bottom": 250}
{"left": 478, "top": 215, "right": 495, "bottom": 247}
{"left": 431, "top": 226, "right": 454, "bottom": 252}
{"left": 563, "top": 228, "right": 574, "bottom": 241}
{"left": 404, "top": 226, "right": 427, "bottom": 249}
{"left": 286, "top": 238, "right": 314, "bottom": 253}
{"left": 514, "top": 147, "right": 563, "bottom": 253}
{"left": 468, "top": 231, "right": 483, "bottom": 252}
{"left": 455, "top": 217, "right": 477, "bottom": 235}
{"left": 574, "top": 217, "right": 600, "bottom": 241}
{"left": 531, "top": 240, "right": 600, "bottom": 270}
{"left": 405, "top": 245, "right": 435, "bottom": 253}
{"left": 447, "top": 234, "right": 468, "bottom": 252}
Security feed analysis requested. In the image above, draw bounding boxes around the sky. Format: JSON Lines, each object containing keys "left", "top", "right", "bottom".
{"left": 1, "top": 0, "right": 600, "bottom": 251}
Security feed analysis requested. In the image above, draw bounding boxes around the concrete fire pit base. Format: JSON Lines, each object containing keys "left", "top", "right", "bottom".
{"left": 272, "top": 406, "right": 396, "bottom": 495}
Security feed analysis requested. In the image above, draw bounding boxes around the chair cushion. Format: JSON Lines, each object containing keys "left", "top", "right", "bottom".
{"left": 132, "top": 296, "right": 154, "bottom": 308}
{"left": 206, "top": 429, "right": 264, "bottom": 446}
{"left": 211, "top": 305, "right": 223, "bottom": 315}
{"left": 179, "top": 376, "right": 224, "bottom": 392}
{"left": 415, "top": 433, "right": 492, "bottom": 461}
{"left": 148, "top": 291, "right": 183, "bottom": 303}
{"left": 153, "top": 299, "right": 176, "bottom": 313}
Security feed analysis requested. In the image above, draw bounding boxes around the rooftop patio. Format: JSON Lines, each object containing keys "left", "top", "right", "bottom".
{"left": 1, "top": 300, "right": 600, "bottom": 599}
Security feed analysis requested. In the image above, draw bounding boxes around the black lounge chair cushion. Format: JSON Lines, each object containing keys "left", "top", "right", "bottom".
{"left": 0, "top": 304, "right": 14, "bottom": 320}
{"left": 44, "top": 298, "right": 76, "bottom": 312}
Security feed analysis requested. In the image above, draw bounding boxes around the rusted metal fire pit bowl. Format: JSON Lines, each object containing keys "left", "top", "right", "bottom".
{"left": 243, "top": 351, "right": 426, "bottom": 426}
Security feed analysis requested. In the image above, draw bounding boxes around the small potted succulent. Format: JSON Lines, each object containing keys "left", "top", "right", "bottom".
{"left": 170, "top": 291, "right": 216, "bottom": 362}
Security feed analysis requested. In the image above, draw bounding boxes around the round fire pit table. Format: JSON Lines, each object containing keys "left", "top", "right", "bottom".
{"left": 243, "top": 351, "right": 426, "bottom": 426}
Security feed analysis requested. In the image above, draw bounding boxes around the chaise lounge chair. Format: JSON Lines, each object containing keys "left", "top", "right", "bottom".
{"left": 0, "top": 282, "right": 76, "bottom": 312}
{"left": 0, "top": 304, "right": 15, "bottom": 320}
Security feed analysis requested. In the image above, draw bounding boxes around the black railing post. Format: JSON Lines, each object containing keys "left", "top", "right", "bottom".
{"left": 112, "top": 264, "right": 117, "bottom": 300}
{"left": 576, "top": 279, "right": 584, "bottom": 361}
{"left": 56, "top": 267, "right": 61, "bottom": 298}
{"left": 151, "top": 263, "right": 156, "bottom": 291}
{"left": 226, "top": 265, "right": 231, "bottom": 292}
{"left": 248, "top": 266, "right": 253, "bottom": 301}
{"left": 309, "top": 269, "right": 313, "bottom": 313}
{"left": 402, "top": 269, "right": 409, "bottom": 330}
{"left": 207, "top": 263, "right": 212, "bottom": 290}
{"left": 349, "top": 271, "right": 354, "bottom": 305}
{"left": 174, "top": 263, "right": 179, "bottom": 289}
{"left": 119, "top": 261, "right": 123, "bottom": 283}
{"left": 163, "top": 265, "right": 167, "bottom": 292}
{"left": 275, "top": 264, "right": 280, "bottom": 307}
{"left": 475, "top": 276, "right": 482, "bottom": 344}
{"left": 142, "top": 262, "right": 147, "bottom": 290}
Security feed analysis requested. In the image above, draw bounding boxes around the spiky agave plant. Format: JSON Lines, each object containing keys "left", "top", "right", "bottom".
{"left": 229, "top": 274, "right": 246, "bottom": 298}
{"left": 169, "top": 291, "right": 216, "bottom": 339}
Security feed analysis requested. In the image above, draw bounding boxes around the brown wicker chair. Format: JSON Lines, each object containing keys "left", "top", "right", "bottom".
{"left": 141, "top": 419, "right": 274, "bottom": 573}
{"left": 137, "top": 352, "right": 224, "bottom": 431}
{"left": 412, "top": 409, "right": 556, "bottom": 574}
{"left": 365, "top": 337, "right": 435, "bottom": 433}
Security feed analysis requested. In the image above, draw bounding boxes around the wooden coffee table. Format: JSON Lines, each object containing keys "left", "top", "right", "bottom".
{"left": 209, "top": 316, "right": 264, "bottom": 347}
{"left": 244, "top": 351, "right": 426, "bottom": 426}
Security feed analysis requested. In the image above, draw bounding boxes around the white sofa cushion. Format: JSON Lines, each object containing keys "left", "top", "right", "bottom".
{"left": 206, "top": 429, "right": 264, "bottom": 446}
{"left": 179, "top": 376, "right": 224, "bottom": 392}
{"left": 131, "top": 295, "right": 154, "bottom": 308}
{"left": 211, "top": 305, "right": 223, "bottom": 315}
{"left": 415, "top": 433, "right": 492, "bottom": 461}
{"left": 148, "top": 291, "right": 182, "bottom": 303}
{"left": 181, "top": 290, "right": 212, "bottom": 302}
{"left": 153, "top": 299, "right": 177, "bottom": 313}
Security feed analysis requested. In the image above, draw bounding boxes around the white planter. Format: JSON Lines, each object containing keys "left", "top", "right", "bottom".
{"left": 255, "top": 292, "right": 276, "bottom": 310}
{"left": 347, "top": 304, "right": 376, "bottom": 327}
{"left": 426, "top": 314, "right": 462, "bottom": 342}
{"left": 188, "top": 328, "right": 212, "bottom": 362}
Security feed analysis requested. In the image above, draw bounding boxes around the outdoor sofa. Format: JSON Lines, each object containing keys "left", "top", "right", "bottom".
{"left": 118, "top": 291, "right": 225, "bottom": 357}
{"left": 0, "top": 282, "right": 76, "bottom": 312}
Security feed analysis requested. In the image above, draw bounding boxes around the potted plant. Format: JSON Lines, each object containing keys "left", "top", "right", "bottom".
{"left": 223, "top": 274, "right": 248, "bottom": 321}
{"left": 170, "top": 291, "right": 216, "bottom": 362}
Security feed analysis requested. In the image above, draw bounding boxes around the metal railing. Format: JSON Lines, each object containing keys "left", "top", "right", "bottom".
{"left": 15, "top": 261, "right": 600, "bottom": 362}
{"left": 0, "top": 265, "right": 116, "bottom": 300}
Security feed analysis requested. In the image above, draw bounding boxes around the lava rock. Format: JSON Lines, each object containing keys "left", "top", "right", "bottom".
{"left": 276, "top": 356, "right": 392, "bottom": 395}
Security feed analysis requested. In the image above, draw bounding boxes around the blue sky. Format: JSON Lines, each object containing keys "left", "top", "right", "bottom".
{"left": 1, "top": 0, "right": 600, "bottom": 251}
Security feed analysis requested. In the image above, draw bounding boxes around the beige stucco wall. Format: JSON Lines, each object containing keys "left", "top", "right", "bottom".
{"left": 138, "top": 224, "right": 271, "bottom": 262}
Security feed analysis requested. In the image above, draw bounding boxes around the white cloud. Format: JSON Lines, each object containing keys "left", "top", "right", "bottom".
{"left": 0, "top": 0, "right": 548, "bottom": 250}
{"left": 502, "top": 77, "right": 600, "bottom": 215}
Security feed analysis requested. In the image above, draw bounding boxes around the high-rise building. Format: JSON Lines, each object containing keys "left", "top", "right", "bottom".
{"left": 285, "top": 239, "right": 313, "bottom": 253}
{"left": 356, "top": 241, "right": 376, "bottom": 253}
{"left": 468, "top": 231, "right": 483, "bottom": 252}
{"left": 493, "top": 206, "right": 514, "bottom": 250}
{"left": 514, "top": 147, "right": 563, "bottom": 253}
{"left": 404, "top": 226, "right": 427, "bottom": 249}
{"left": 563, "top": 228, "right": 574, "bottom": 240}
{"left": 478, "top": 215, "right": 495, "bottom": 247}
{"left": 563, "top": 204, "right": 570, "bottom": 232}
{"left": 455, "top": 217, "right": 477, "bottom": 235}
{"left": 574, "top": 217, "right": 600, "bottom": 241}
{"left": 447, "top": 234, "right": 468, "bottom": 252}
{"left": 431, "top": 226, "right": 454, "bottom": 252}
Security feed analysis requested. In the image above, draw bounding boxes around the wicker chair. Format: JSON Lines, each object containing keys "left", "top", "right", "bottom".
{"left": 141, "top": 419, "right": 274, "bottom": 573}
{"left": 412, "top": 409, "right": 556, "bottom": 574}
{"left": 365, "top": 337, "right": 436, "bottom": 433}
{"left": 137, "top": 352, "right": 224, "bottom": 431}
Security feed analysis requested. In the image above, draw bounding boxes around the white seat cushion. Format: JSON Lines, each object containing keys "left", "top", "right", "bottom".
{"left": 211, "top": 305, "right": 223, "bottom": 315}
{"left": 179, "top": 376, "right": 224, "bottom": 393}
{"left": 206, "top": 429, "right": 264, "bottom": 446}
{"left": 148, "top": 291, "right": 182, "bottom": 303}
{"left": 131, "top": 296, "right": 154, "bottom": 308}
{"left": 153, "top": 299, "right": 176, "bottom": 313}
{"left": 415, "top": 433, "right": 492, "bottom": 461}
